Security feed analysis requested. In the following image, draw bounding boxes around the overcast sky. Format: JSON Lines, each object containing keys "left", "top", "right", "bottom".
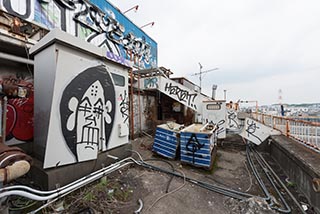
{"left": 109, "top": 0, "right": 319, "bottom": 105}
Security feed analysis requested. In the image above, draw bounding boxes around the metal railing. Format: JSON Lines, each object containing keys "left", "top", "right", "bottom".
{"left": 251, "top": 113, "right": 320, "bottom": 152}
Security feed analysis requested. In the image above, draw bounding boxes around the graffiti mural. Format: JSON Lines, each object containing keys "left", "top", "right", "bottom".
{"left": 0, "top": 72, "right": 34, "bottom": 144}
{"left": 0, "top": 0, "right": 157, "bottom": 69}
{"left": 144, "top": 77, "right": 159, "bottom": 89}
{"left": 164, "top": 82, "right": 198, "bottom": 109}
{"left": 60, "top": 66, "right": 115, "bottom": 162}
{"left": 106, "top": 51, "right": 131, "bottom": 67}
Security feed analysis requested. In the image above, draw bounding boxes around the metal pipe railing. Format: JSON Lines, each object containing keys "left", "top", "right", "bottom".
{"left": 251, "top": 112, "right": 320, "bottom": 152}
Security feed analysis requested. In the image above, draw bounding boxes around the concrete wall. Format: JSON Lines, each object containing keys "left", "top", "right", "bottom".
{"left": 270, "top": 135, "right": 320, "bottom": 213}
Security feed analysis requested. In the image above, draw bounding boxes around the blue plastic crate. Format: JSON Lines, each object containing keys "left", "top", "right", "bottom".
{"left": 180, "top": 124, "right": 217, "bottom": 168}
{"left": 152, "top": 123, "right": 183, "bottom": 159}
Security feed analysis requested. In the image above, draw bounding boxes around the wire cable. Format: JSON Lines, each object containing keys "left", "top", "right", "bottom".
{"left": 243, "top": 160, "right": 253, "bottom": 192}
{"left": 252, "top": 147, "right": 308, "bottom": 214}
{"left": 144, "top": 158, "right": 175, "bottom": 193}
{"left": 146, "top": 169, "right": 186, "bottom": 213}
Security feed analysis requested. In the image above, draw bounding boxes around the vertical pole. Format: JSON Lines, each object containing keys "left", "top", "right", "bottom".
{"left": 138, "top": 73, "right": 142, "bottom": 136}
{"left": 2, "top": 96, "right": 7, "bottom": 144}
{"left": 0, "top": 98, "right": 2, "bottom": 143}
{"left": 199, "top": 69, "right": 202, "bottom": 93}
{"left": 129, "top": 51, "right": 135, "bottom": 140}
{"left": 285, "top": 120, "right": 290, "bottom": 137}
{"left": 198, "top": 62, "right": 202, "bottom": 93}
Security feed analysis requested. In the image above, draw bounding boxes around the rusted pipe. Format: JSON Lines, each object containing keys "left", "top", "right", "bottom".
{"left": 0, "top": 160, "right": 30, "bottom": 184}
{"left": 130, "top": 68, "right": 135, "bottom": 140}
{"left": 137, "top": 73, "right": 142, "bottom": 136}
{"left": 129, "top": 49, "right": 135, "bottom": 140}
{"left": 2, "top": 97, "right": 7, "bottom": 144}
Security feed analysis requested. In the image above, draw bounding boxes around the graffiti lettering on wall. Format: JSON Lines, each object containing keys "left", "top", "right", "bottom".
{"left": 2, "top": 0, "right": 34, "bottom": 20}
{"left": 186, "top": 133, "right": 204, "bottom": 164}
{"left": 60, "top": 66, "right": 115, "bottom": 162}
{"left": 106, "top": 51, "right": 131, "bottom": 67}
{"left": 0, "top": 0, "right": 157, "bottom": 69}
{"left": 245, "top": 119, "right": 262, "bottom": 143}
{"left": 164, "top": 82, "right": 197, "bottom": 109}
{"left": 119, "top": 90, "right": 129, "bottom": 124}
{"left": 144, "top": 77, "right": 158, "bottom": 89}
{"left": 227, "top": 109, "right": 240, "bottom": 129}
{"left": 0, "top": 74, "right": 34, "bottom": 143}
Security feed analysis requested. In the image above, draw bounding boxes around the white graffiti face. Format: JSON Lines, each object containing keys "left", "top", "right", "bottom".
{"left": 66, "top": 80, "right": 112, "bottom": 161}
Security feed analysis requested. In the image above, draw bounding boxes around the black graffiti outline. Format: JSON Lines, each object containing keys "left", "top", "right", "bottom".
{"left": 119, "top": 90, "right": 129, "bottom": 123}
{"left": 216, "top": 119, "right": 226, "bottom": 136}
{"left": 164, "top": 82, "right": 197, "bottom": 109}
{"left": 4, "top": 0, "right": 32, "bottom": 19}
{"left": 186, "top": 133, "right": 204, "bottom": 164}
{"left": 60, "top": 66, "right": 115, "bottom": 161}
{"left": 227, "top": 110, "right": 240, "bottom": 129}
{"left": 245, "top": 119, "right": 262, "bottom": 143}
{"left": 72, "top": 0, "right": 152, "bottom": 64}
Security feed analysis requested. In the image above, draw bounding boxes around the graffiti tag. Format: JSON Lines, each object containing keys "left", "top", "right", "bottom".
{"left": 227, "top": 109, "right": 240, "bottom": 129}
{"left": 186, "top": 133, "right": 204, "bottom": 163}
{"left": 164, "top": 82, "right": 197, "bottom": 109}
{"left": 119, "top": 90, "right": 129, "bottom": 123}
{"left": 245, "top": 119, "right": 262, "bottom": 143}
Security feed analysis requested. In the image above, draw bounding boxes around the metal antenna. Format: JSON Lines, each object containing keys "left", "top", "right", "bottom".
{"left": 192, "top": 63, "right": 218, "bottom": 93}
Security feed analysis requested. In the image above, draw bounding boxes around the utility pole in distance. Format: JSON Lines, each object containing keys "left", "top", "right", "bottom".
{"left": 192, "top": 63, "right": 218, "bottom": 93}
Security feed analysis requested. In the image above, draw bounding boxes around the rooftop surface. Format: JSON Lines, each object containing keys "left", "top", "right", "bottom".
{"left": 48, "top": 134, "right": 315, "bottom": 214}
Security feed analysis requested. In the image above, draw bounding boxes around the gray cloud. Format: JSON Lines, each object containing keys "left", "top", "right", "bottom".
{"left": 110, "top": 0, "right": 320, "bottom": 104}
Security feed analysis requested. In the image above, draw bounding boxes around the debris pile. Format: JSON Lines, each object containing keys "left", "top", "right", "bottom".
{"left": 225, "top": 197, "right": 276, "bottom": 214}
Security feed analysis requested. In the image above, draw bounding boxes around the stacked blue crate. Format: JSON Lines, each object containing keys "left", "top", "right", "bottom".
{"left": 152, "top": 123, "right": 181, "bottom": 159}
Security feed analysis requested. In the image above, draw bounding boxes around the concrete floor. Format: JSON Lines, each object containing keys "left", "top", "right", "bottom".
{"left": 8, "top": 133, "right": 317, "bottom": 213}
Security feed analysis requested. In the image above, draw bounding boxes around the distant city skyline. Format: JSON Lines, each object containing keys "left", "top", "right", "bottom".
{"left": 110, "top": 0, "right": 319, "bottom": 105}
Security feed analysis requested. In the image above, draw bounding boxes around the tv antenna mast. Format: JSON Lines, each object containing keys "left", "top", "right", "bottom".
{"left": 192, "top": 63, "right": 218, "bottom": 93}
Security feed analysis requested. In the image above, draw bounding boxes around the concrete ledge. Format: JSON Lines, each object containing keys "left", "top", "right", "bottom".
{"left": 270, "top": 135, "right": 320, "bottom": 213}
{"left": 30, "top": 143, "right": 132, "bottom": 190}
